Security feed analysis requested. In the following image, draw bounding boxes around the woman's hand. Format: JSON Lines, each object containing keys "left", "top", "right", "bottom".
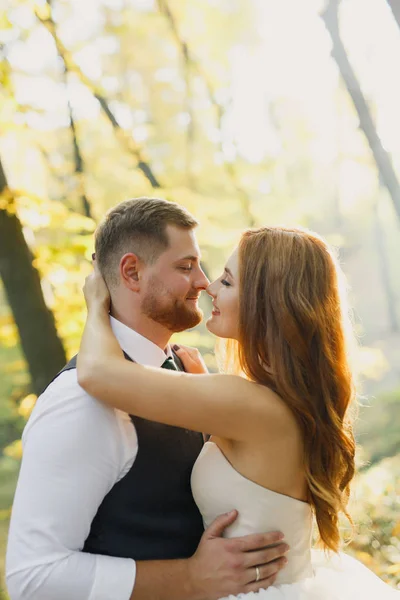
{"left": 83, "top": 259, "right": 111, "bottom": 313}
{"left": 173, "top": 344, "right": 209, "bottom": 375}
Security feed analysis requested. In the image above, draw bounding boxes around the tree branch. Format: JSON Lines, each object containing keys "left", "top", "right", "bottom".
{"left": 322, "top": 0, "right": 400, "bottom": 223}
{"left": 386, "top": 0, "right": 400, "bottom": 31}
{"left": 44, "top": 0, "right": 93, "bottom": 218}
{"left": 36, "top": 3, "right": 161, "bottom": 189}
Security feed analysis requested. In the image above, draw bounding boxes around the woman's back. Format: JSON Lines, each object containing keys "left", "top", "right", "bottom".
{"left": 214, "top": 383, "right": 308, "bottom": 503}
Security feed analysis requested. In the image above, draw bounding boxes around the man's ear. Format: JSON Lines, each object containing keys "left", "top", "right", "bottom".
{"left": 119, "top": 253, "right": 143, "bottom": 291}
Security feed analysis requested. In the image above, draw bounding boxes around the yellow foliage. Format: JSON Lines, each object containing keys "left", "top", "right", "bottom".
{"left": 352, "top": 551, "right": 374, "bottom": 566}
{"left": 3, "top": 440, "right": 22, "bottom": 461}
{"left": 18, "top": 207, "right": 50, "bottom": 229}
{"left": 2, "top": 360, "right": 26, "bottom": 374}
{"left": 0, "top": 187, "right": 16, "bottom": 213}
{"left": 63, "top": 214, "right": 96, "bottom": 233}
{"left": 0, "top": 508, "right": 12, "bottom": 522}
{"left": 18, "top": 394, "right": 37, "bottom": 419}
{"left": 0, "top": 321, "right": 19, "bottom": 347}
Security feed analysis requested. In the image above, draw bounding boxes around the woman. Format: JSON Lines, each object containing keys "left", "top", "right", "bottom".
{"left": 78, "top": 226, "right": 397, "bottom": 599}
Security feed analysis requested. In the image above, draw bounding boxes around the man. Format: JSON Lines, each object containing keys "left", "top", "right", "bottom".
{"left": 6, "top": 198, "right": 288, "bottom": 600}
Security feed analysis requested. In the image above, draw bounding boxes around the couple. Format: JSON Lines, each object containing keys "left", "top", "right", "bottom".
{"left": 6, "top": 197, "right": 397, "bottom": 599}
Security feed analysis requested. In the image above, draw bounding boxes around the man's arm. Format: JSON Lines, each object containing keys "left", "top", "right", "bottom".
{"left": 131, "top": 512, "right": 288, "bottom": 600}
{"left": 6, "top": 373, "right": 137, "bottom": 600}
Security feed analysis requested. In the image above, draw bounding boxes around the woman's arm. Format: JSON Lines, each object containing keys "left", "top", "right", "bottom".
{"left": 77, "top": 268, "right": 283, "bottom": 442}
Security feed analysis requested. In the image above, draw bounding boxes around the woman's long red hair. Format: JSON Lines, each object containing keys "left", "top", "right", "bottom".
{"left": 225, "top": 227, "right": 356, "bottom": 552}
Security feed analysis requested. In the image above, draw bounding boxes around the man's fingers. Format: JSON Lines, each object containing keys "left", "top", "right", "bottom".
{"left": 234, "top": 531, "right": 284, "bottom": 552}
{"left": 243, "top": 543, "right": 289, "bottom": 569}
{"left": 203, "top": 510, "right": 238, "bottom": 539}
{"left": 247, "top": 556, "right": 287, "bottom": 584}
{"left": 245, "top": 571, "right": 278, "bottom": 593}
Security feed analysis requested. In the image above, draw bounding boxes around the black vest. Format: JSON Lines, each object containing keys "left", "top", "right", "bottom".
{"left": 50, "top": 353, "right": 205, "bottom": 560}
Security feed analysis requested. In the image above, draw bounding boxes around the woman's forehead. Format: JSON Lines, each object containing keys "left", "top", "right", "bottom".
{"left": 225, "top": 248, "right": 239, "bottom": 273}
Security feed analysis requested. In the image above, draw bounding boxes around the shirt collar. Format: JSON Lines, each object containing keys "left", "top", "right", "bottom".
{"left": 110, "top": 316, "right": 173, "bottom": 367}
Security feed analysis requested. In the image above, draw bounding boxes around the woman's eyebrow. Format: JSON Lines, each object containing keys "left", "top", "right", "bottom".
{"left": 224, "top": 267, "right": 234, "bottom": 278}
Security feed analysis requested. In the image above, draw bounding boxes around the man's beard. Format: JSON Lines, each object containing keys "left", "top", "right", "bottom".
{"left": 142, "top": 278, "right": 203, "bottom": 332}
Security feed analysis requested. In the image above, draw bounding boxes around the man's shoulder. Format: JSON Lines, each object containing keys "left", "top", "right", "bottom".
{"left": 42, "top": 356, "right": 78, "bottom": 390}
{"left": 42, "top": 364, "right": 84, "bottom": 399}
{"left": 24, "top": 368, "right": 118, "bottom": 437}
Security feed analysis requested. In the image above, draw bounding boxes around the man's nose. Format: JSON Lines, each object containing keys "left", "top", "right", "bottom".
{"left": 194, "top": 268, "right": 210, "bottom": 290}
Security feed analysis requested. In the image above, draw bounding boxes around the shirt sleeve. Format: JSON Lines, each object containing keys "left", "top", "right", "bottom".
{"left": 6, "top": 371, "right": 137, "bottom": 600}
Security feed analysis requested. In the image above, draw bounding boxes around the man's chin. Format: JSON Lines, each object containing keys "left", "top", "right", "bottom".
{"left": 146, "top": 305, "right": 203, "bottom": 332}
{"left": 169, "top": 308, "right": 203, "bottom": 332}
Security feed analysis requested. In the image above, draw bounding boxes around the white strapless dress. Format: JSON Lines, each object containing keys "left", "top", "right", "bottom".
{"left": 191, "top": 442, "right": 398, "bottom": 599}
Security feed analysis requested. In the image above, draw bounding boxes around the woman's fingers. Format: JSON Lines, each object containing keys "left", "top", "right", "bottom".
{"left": 83, "top": 258, "right": 110, "bottom": 311}
{"left": 172, "top": 344, "right": 208, "bottom": 374}
{"left": 174, "top": 344, "right": 197, "bottom": 357}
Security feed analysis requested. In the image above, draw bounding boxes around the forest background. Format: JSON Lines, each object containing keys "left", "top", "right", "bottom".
{"left": 1, "top": 0, "right": 400, "bottom": 597}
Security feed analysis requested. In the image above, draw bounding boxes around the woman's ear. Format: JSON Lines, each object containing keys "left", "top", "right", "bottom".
{"left": 120, "top": 253, "right": 142, "bottom": 291}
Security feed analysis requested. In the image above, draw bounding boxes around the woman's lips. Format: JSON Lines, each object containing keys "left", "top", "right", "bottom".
{"left": 212, "top": 306, "right": 220, "bottom": 316}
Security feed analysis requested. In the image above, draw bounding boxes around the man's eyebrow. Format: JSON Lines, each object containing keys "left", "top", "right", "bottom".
{"left": 176, "top": 255, "right": 200, "bottom": 262}
{"left": 224, "top": 267, "right": 234, "bottom": 278}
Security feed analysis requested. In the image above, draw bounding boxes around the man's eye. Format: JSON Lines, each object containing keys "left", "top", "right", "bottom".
{"left": 221, "top": 279, "right": 231, "bottom": 287}
{"left": 179, "top": 266, "right": 192, "bottom": 271}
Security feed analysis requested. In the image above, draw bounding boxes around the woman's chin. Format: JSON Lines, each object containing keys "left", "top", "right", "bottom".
{"left": 206, "top": 315, "right": 229, "bottom": 338}
{"left": 206, "top": 315, "right": 218, "bottom": 335}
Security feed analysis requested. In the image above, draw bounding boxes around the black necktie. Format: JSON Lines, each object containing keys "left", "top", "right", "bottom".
{"left": 162, "top": 354, "right": 207, "bottom": 442}
{"left": 161, "top": 356, "right": 178, "bottom": 371}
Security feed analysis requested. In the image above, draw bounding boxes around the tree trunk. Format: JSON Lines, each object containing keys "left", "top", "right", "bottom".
{"left": 322, "top": 0, "right": 400, "bottom": 223}
{"left": 386, "top": 0, "right": 400, "bottom": 31}
{"left": 373, "top": 199, "right": 399, "bottom": 333}
{"left": 0, "top": 158, "right": 66, "bottom": 394}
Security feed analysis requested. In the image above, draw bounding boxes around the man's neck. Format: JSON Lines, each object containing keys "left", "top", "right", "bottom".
{"left": 110, "top": 306, "right": 172, "bottom": 351}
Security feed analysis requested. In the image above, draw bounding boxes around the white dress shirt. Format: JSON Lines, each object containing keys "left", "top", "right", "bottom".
{"left": 6, "top": 317, "right": 175, "bottom": 600}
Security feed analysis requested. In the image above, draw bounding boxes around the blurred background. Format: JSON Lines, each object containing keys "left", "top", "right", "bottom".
{"left": 1, "top": 0, "right": 400, "bottom": 596}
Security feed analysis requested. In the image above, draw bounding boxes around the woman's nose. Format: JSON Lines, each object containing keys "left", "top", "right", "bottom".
{"left": 206, "top": 280, "right": 217, "bottom": 298}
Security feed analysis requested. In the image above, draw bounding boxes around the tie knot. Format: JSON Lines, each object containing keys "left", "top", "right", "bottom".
{"left": 161, "top": 356, "right": 178, "bottom": 371}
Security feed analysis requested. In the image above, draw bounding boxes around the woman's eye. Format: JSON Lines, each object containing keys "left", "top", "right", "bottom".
{"left": 221, "top": 279, "right": 231, "bottom": 287}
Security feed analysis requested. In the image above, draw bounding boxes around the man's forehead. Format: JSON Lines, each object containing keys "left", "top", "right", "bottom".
{"left": 164, "top": 225, "right": 201, "bottom": 258}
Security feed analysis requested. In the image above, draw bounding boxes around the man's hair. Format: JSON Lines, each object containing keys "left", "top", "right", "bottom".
{"left": 95, "top": 197, "right": 198, "bottom": 287}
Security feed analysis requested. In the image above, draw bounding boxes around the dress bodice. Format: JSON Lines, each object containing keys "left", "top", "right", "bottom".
{"left": 191, "top": 441, "right": 314, "bottom": 585}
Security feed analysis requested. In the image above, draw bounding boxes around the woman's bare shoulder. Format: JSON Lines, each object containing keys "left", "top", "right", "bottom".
{"left": 245, "top": 379, "right": 300, "bottom": 437}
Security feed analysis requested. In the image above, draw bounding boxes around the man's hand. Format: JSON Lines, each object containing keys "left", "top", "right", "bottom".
{"left": 187, "top": 510, "right": 288, "bottom": 600}
{"left": 131, "top": 511, "right": 287, "bottom": 600}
